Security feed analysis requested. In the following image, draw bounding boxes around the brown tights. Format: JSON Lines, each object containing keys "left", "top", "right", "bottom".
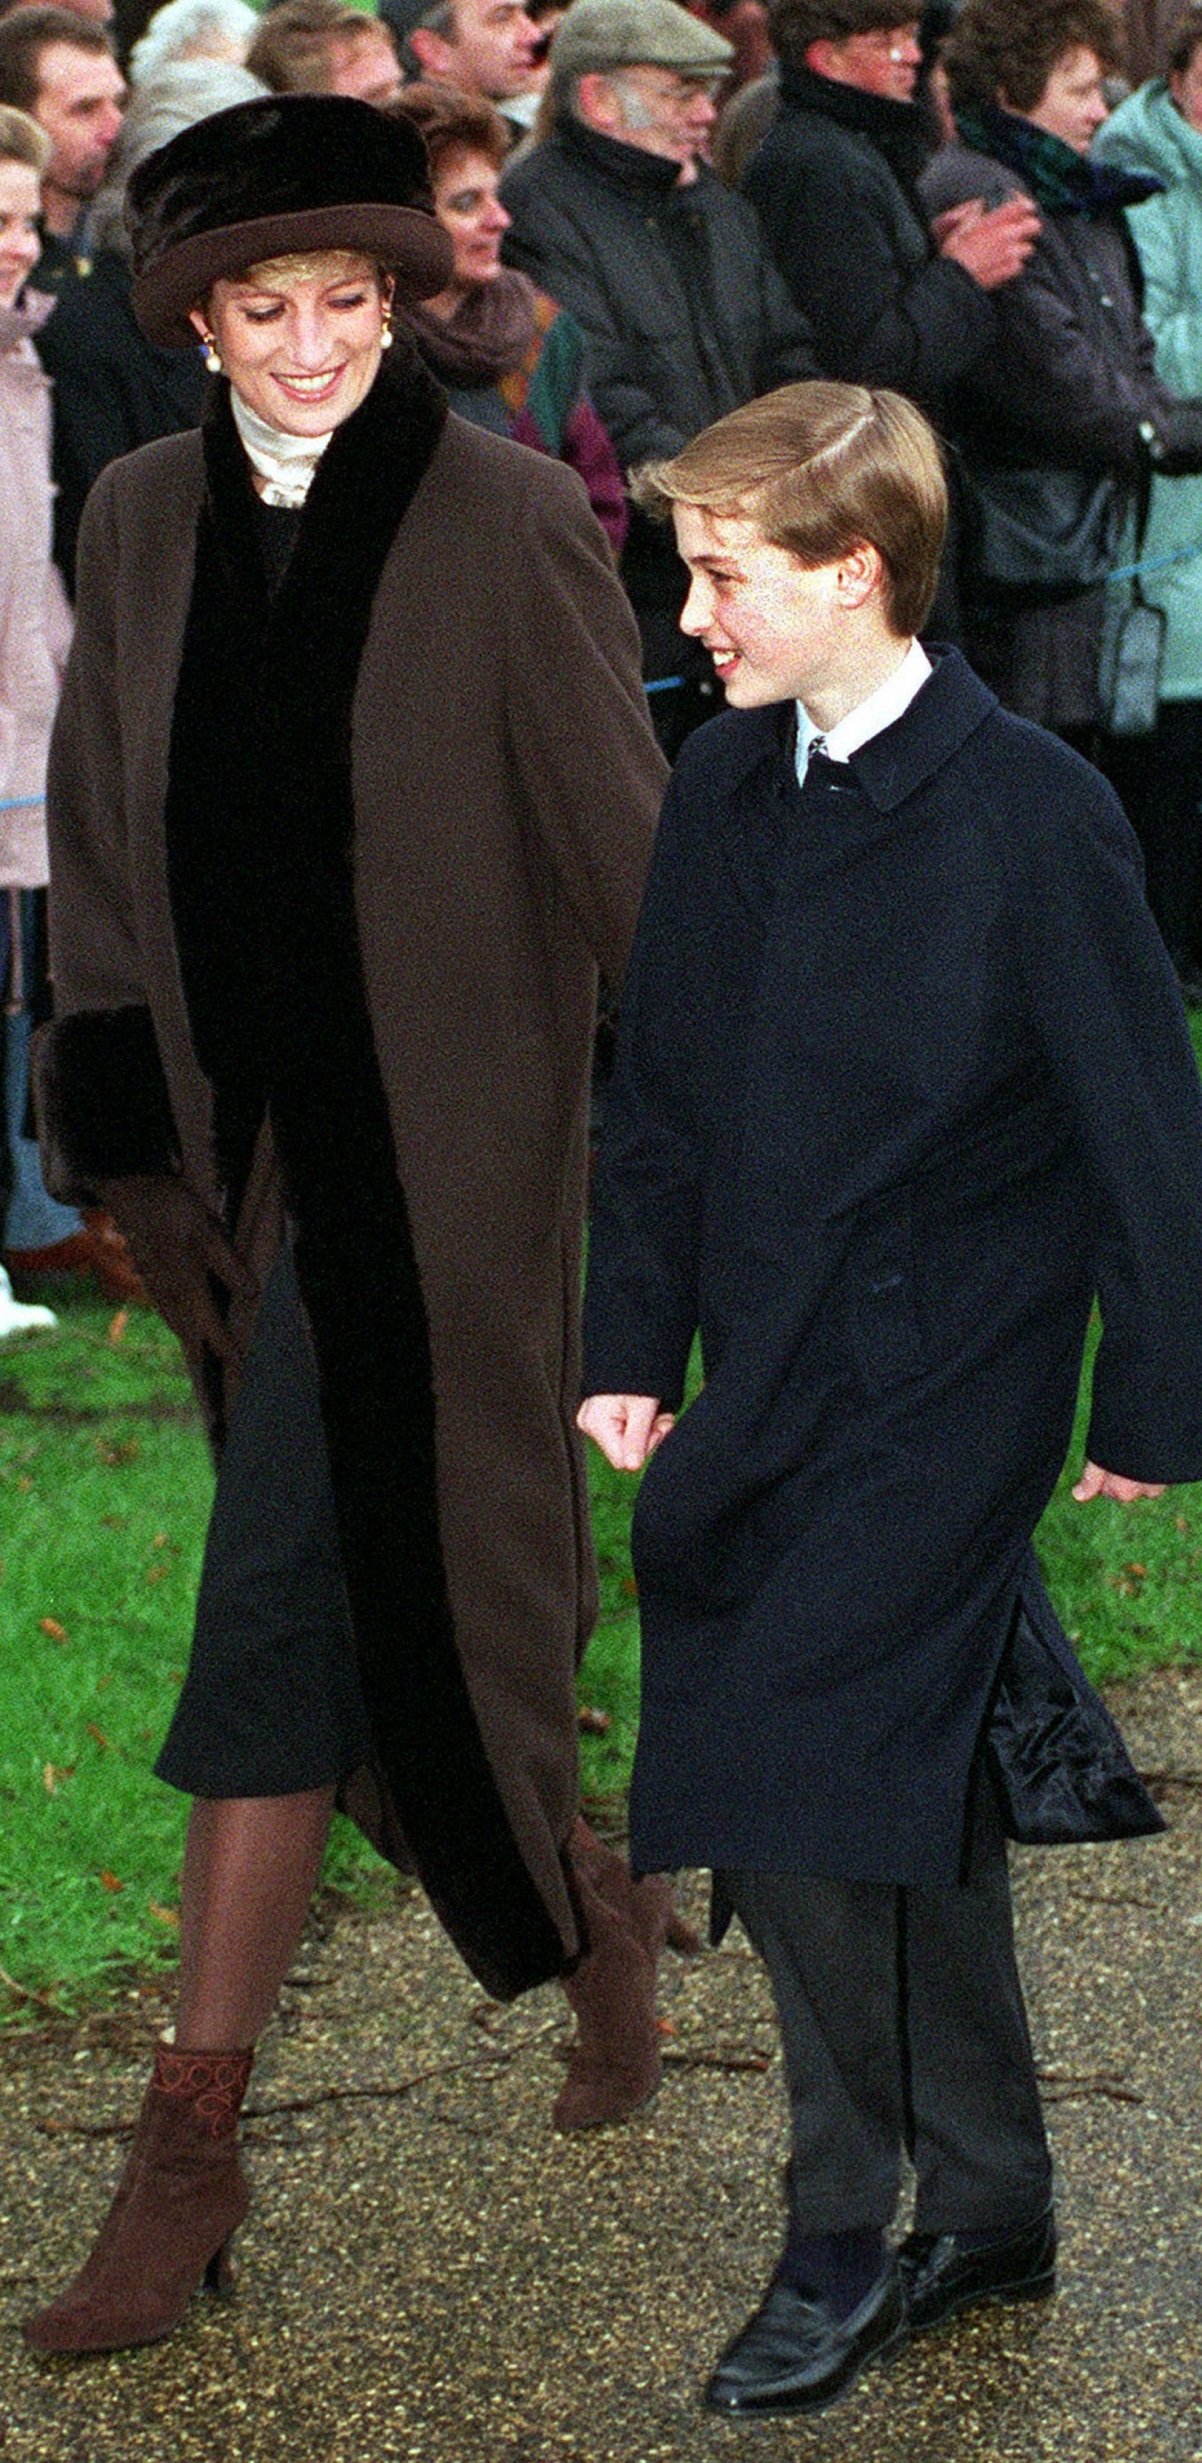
{"left": 175, "top": 1787, "right": 335, "bottom": 2050}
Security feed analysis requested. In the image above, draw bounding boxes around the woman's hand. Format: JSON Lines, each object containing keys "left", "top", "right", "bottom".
{"left": 936, "top": 195, "right": 1040, "bottom": 289}
{"left": 577, "top": 1393, "right": 676, "bottom": 1471}
{"left": 1072, "top": 1460, "right": 1167, "bottom": 1504}
{"left": 94, "top": 1173, "right": 257, "bottom": 1369}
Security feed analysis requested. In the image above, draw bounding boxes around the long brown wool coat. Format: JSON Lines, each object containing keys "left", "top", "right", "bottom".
{"left": 37, "top": 392, "right": 667, "bottom": 1997}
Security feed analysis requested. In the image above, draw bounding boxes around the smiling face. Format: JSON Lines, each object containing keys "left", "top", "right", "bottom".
{"left": 0, "top": 158, "right": 42, "bottom": 309}
{"left": 672, "top": 504, "right": 850, "bottom": 706}
{"left": 190, "top": 250, "right": 393, "bottom": 437}
{"left": 671, "top": 500, "right": 899, "bottom": 721}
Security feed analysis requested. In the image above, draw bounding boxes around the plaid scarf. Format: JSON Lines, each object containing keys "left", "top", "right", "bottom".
{"left": 955, "top": 100, "right": 1162, "bottom": 215}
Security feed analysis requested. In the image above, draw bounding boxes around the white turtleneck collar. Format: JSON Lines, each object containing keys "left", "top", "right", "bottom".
{"left": 231, "top": 387, "right": 335, "bottom": 508}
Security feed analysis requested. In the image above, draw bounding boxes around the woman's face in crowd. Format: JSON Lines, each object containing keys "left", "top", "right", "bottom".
{"left": 1170, "top": 39, "right": 1202, "bottom": 131}
{"left": 0, "top": 159, "right": 42, "bottom": 311}
{"left": 1015, "top": 44, "right": 1109, "bottom": 153}
{"left": 432, "top": 145, "right": 510, "bottom": 293}
{"left": 189, "top": 249, "right": 392, "bottom": 436}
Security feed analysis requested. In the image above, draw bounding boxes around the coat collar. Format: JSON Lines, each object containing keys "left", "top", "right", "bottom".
{"left": 841, "top": 646, "right": 998, "bottom": 809}
{"left": 560, "top": 113, "right": 689, "bottom": 202}
{"left": 710, "top": 647, "right": 997, "bottom": 813}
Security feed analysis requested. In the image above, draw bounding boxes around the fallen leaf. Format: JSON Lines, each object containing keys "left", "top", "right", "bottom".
{"left": 107, "top": 1309, "right": 129, "bottom": 1345}
{"left": 86, "top": 1722, "right": 112, "bottom": 1751}
{"left": 578, "top": 1705, "right": 611, "bottom": 1735}
{"left": 148, "top": 1902, "right": 180, "bottom": 1930}
{"left": 656, "top": 2016, "right": 676, "bottom": 2037}
{"left": 98, "top": 1870, "right": 124, "bottom": 1893}
{"left": 38, "top": 1616, "right": 68, "bottom": 1644}
{"left": 42, "top": 1763, "right": 74, "bottom": 1795}
{"left": 96, "top": 1437, "right": 139, "bottom": 1467}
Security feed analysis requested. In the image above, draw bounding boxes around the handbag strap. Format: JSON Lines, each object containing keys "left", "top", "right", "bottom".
{"left": 1130, "top": 436, "right": 1155, "bottom": 608}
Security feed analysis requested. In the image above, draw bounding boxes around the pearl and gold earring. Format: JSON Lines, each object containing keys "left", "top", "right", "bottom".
{"left": 199, "top": 330, "right": 223, "bottom": 374}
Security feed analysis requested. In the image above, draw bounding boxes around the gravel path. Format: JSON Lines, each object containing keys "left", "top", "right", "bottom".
{"left": 3, "top": 1667, "right": 1200, "bottom": 2463}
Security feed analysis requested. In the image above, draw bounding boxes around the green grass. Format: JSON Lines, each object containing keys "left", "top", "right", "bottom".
{"left": 6, "top": 1006, "right": 1202, "bottom": 2025}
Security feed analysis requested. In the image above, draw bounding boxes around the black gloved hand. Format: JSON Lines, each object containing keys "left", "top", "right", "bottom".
{"left": 92, "top": 1173, "right": 257, "bottom": 1368}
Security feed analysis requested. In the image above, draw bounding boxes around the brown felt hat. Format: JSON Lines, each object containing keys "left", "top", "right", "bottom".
{"left": 127, "top": 93, "right": 452, "bottom": 349}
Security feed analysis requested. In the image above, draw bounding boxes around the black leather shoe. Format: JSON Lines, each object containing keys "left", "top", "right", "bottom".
{"left": 704, "top": 2262, "right": 908, "bottom": 2417}
{"left": 899, "top": 2208, "right": 1057, "bottom": 2336}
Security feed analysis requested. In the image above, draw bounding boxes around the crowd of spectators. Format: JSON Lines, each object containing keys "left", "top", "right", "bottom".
{"left": 5, "top": 0, "right": 1202, "bottom": 1312}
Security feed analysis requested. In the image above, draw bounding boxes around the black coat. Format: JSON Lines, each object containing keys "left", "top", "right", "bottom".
{"left": 34, "top": 250, "right": 205, "bottom": 594}
{"left": 501, "top": 120, "right": 819, "bottom": 670}
{"left": 741, "top": 65, "right": 995, "bottom": 415}
{"left": 501, "top": 118, "right": 818, "bottom": 465}
{"left": 920, "top": 140, "right": 1170, "bottom": 473}
{"left": 919, "top": 140, "right": 1177, "bottom": 726}
{"left": 583, "top": 651, "right": 1202, "bottom": 1883}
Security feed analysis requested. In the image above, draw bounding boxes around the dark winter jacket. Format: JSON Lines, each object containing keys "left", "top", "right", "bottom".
{"left": 502, "top": 116, "right": 818, "bottom": 463}
{"left": 922, "top": 136, "right": 1174, "bottom": 474}
{"left": 742, "top": 63, "right": 995, "bottom": 414}
{"left": 921, "top": 132, "right": 1190, "bottom": 723}
{"left": 501, "top": 118, "right": 819, "bottom": 668}
{"left": 584, "top": 650, "right": 1202, "bottom": 1883}
{"left": 34, "top": 249, "right": 205, "bottom": 594}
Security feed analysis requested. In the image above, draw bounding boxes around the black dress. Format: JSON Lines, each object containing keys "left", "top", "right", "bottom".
{"left": 156, "top": 1239, "right": 373, "bottom": 1798}
{"left": 156, "top": 499, "right": 372, "bottom": 1802}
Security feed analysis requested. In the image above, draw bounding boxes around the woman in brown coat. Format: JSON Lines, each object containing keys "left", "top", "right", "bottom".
{"left": 25, "top": 93, "right": 671, "bottom": 2357}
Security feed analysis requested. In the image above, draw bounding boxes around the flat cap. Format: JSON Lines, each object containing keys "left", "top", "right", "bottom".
{"left": 550, "top": 0, "right": 733, "bottom": 80}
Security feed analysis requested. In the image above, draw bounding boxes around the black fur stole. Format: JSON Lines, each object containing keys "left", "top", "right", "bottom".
{"left": 164, "top": 356, "right": 566, "bottom": 1999}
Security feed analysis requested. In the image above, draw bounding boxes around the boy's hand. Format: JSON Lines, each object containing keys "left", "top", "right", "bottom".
{"left": 577, "top": 1394, "right": 675, "bottom": 1471}
{"left": 1072, "top": 1460, "right": 1166, "bottom": 1504}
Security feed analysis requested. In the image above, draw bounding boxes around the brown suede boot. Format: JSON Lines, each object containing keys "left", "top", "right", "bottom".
{"left": 553, "top": 1819, "right": 698, "bottom": 2132}
{"left": 23, "top": 2044, "right": 253, "bottom": 2355}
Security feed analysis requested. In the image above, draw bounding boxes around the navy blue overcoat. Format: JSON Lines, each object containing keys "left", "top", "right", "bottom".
{"left": 584, "top": 652, "right": 1202, "bottom": 1884}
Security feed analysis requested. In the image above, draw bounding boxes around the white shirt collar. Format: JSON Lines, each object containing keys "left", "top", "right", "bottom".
{"left": 231, "top": 388, "right": 335, "bottom": 509}
{"left": 795, "top": 639, "right": 932, "bottom": 785}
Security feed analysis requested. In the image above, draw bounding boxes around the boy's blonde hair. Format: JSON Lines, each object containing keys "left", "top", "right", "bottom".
{"left": 632, "top": 382, "right": 948, "bottom": 638}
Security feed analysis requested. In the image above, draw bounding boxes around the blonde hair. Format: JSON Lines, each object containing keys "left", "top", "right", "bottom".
{"left": 632, "top": 381, "right": 948, "bottom": 636}
{"left": 0, "top": 102, "right": 51, "bottom": 176}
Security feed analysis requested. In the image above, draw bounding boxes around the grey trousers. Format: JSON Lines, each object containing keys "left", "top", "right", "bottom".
{"left": 720, "top": 1783, "right": 1052, "bottom": 2239}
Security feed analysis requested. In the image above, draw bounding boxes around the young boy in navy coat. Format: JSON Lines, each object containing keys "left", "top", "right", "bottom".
{"left": 579, "top": 382, "right": 1202, "bottom": 2419}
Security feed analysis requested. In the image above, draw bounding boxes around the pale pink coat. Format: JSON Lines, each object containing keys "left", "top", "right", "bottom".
{"left": 0, "top": 291, "right": 72, "bottom": 892}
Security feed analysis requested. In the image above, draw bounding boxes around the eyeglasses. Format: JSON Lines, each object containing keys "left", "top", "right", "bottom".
{"left": 617, "top": 68, "right": 727, "bottom": 103}
{"left": 857, "top": 22, "right": 921, "bottom": 60}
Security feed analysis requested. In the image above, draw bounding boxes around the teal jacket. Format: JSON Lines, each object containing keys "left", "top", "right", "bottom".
{"left": 1095, "top": 82, "right": 1202, "bottom": 698}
